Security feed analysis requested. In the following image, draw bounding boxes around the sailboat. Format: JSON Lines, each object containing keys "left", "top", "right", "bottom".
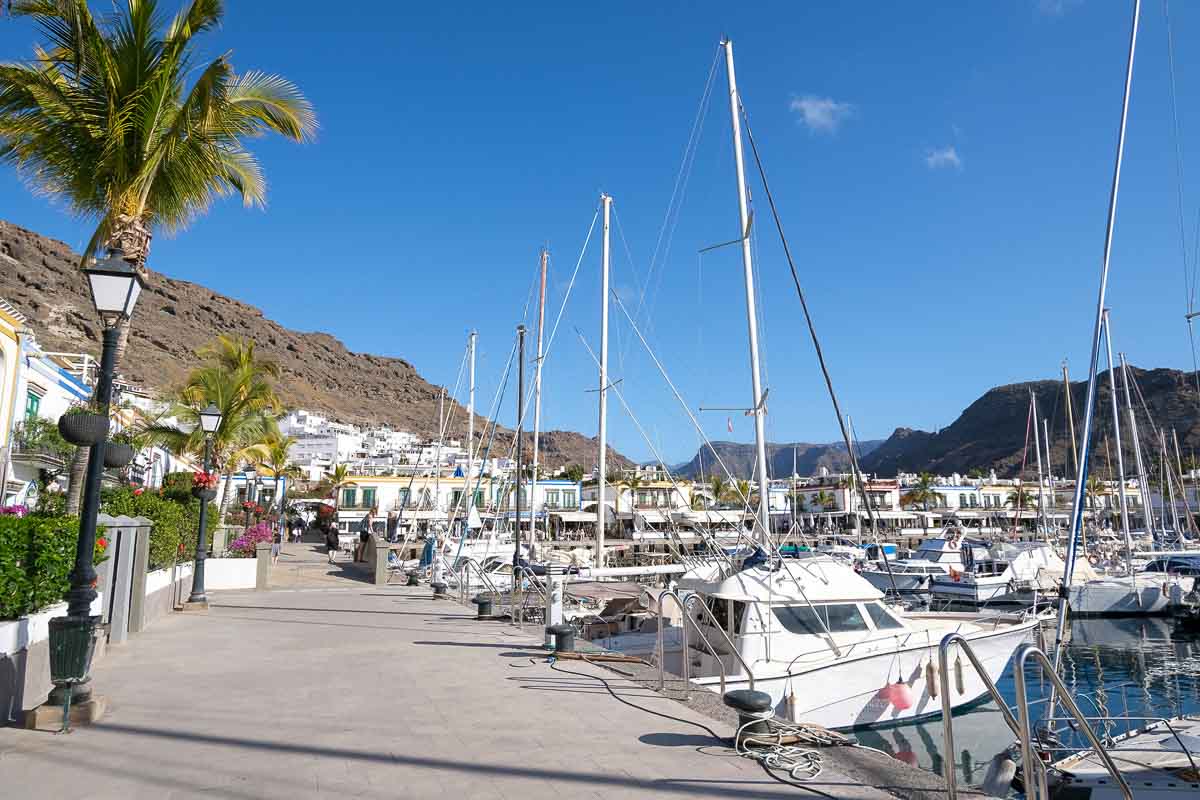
{"left": 670, "top": 38, "right": 1041, "bottom": 731}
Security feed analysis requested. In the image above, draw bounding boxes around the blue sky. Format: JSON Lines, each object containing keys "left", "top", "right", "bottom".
{"left": 2, "top": 1, "right": 1198, "bottom": 463}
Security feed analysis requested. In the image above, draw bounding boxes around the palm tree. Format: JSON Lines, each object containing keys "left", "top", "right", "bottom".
{"left": 812, "top": 490, "right": 836, "bottom": 512}
{"left": 708, "top": 475, "right": 730, "bottom": 507}
{"left": 788, "top": 489, "right": 806, "bottom": 514}
{"left": 1006, "top": 487, "right": 1036, "bottom": 510}
{"left": 1085, "top": 476, "right": 1105, "bottom": 509}
{"left": 620, "top": 474, "right": 643, "bottom": 509}
{"left": 255, "top": 433, "right": 300, "bottom": 514}
{"left": 328, "top": 463, "right": 352, "bottom": 511}
{"left": 901, "top": 472, "right": 938, "bottom": 511}
{"left": 735, "top": 479, "right": 752, "bottom": 506}
{"left": 143, "top": 336, "right": 281, "bottom": 516}
{"left": 2, "top": 0, "right": 316, "bottom": 513}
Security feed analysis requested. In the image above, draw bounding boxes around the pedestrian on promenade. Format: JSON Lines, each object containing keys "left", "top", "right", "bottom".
{"left": 386, "top": 510, "right": 399, "bottom": 542}
{"left": 355, "top": 508, "right": 376, "bottom": 562}
{"left": 271, "top": 528, "right": 283, "bottom": 565}
{"left": 325, "top": 523, "right": 340, "bottom": 564}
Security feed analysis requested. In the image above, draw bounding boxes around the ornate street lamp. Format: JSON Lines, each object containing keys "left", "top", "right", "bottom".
{"left": 186, "top": 403, "right": 223, "bottom": 607}
{"left": 51, "top": 249, "right": 144, "bottom": 712}
{"left": 244, "top": 470, "right": 257, "bottom": 529}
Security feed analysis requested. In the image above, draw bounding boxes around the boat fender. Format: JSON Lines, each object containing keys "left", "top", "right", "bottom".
{"left": 954, "top": 654, "right": 965, "bottom": 696}
{"left": 1163, "top": 581, "right": 1170, "bottom": 598}
{"left": 981, "top": 747, "right": 1018, "bottom": 797}
{"left": 890, "top": 681, "right": 914, "bottom": 711}
{"left": 786, "top": 687, "right": 797, "bottom": 722}
{"left": 926, "top": 662, "right": 938, "bottom": 698}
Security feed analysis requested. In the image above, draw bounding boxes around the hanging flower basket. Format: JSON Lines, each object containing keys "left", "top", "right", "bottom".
{"left": 192, "top": 487, "right": 218, "bottom": 501}
{"left": 57, "top": 412, "right": 109, "bottom": 446}
{"left": 103, "top": 442, "right": 135, "bottom": 468}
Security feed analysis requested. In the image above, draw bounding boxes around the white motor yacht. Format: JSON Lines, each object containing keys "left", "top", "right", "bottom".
{"left": 670, "top": 553, "right": 1041, "bottom": 730}
{"left": 1068, "top": 553, "right": 1199, "bottom": 616}
{"left": 860, "top": 537, "right": 979, "bottom": 595}
{"left": 931, "top": 541, "right": 1065, "bottom": 604}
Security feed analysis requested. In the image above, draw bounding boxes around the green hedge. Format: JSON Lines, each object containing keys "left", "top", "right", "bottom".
{"left": 0, "top": 514, "right": 105, "bottom": 620}
{"left": 101, "top": 487, "right": 218, "bottom": 570}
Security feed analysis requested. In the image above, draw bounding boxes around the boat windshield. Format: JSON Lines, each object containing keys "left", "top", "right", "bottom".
{"left": 773, "top": 603, "right": 868, "bottom": 635}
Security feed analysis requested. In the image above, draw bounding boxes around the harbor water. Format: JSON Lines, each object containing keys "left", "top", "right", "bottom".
{"left": 852, "top": 614, "right": 1200, "bottom": 793}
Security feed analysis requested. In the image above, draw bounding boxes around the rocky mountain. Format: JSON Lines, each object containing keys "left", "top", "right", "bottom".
{"left": 0, "top": 220, "right": 631, "bottom": 471}
{"left": 860, "top": 368, "right": 1200, "bottom": 477}
{"left": 674, "top": 439, "right": 884, "bottom": 480}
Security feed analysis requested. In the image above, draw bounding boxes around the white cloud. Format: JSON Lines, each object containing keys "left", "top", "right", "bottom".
{"left": 788, "top": 95, "right": 855, "bottom": 134}
{"left": 925, "top": 146, "right": 962, "bottom": 170}
{"left": 1037, "top": 0, "right": 1082, "bottom": 17}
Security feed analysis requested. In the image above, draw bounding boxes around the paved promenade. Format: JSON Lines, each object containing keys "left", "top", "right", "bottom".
{"left": 0, "top": 544, "right": 979, "bottom": 798}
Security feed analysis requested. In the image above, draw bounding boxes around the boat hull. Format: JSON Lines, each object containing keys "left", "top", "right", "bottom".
{"left": 696, "top": 618, "right": 1038, "bottom": 731}
{"left": 1067, "top": 575, "right": 1189, "bottom": 616}
{"left": 930, "top": 577, "right": 1011, "bottom": 604}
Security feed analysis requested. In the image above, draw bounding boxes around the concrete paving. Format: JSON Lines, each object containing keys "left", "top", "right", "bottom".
{"left": 0, "top": 544, "right": 986, "bottom": 799}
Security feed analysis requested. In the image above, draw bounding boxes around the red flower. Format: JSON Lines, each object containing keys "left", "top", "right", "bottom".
{"left": 96, "top": 537, "right": 108, "bottom": 550}
{"left": 133, "top": 487, "right": 144, "bottom": 496}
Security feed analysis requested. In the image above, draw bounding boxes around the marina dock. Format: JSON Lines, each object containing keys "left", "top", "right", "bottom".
{"left": 0, "top": 544, "right": 995, "bottom": 799}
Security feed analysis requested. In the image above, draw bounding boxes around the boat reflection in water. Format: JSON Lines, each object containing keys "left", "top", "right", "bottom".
{"left": 851, "top": 615, "right": 1200, "bottom": 791}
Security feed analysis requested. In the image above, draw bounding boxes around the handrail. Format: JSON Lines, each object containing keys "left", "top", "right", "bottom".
{"left": 448, "top": 557, "right": 502, "bottom": 609}
{"left": 938, "top": 632, "right": 1023, "bottom": 800}
{"left": 654, "top": 591, "right": 724, "bottom": 699}
{"left": 682, "top": 592, "right": 755, "bottom": 692}
{"left": 1014, "top": 643, "right": 1133, "bottom": 800}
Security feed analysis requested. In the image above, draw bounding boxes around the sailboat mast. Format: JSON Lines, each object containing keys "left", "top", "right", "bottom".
{"left": 1032, "top": 391, "right": 1047, "bottom": 537}
{"left": 531, "top": 249, "right": 548, "bottom": 544}
{"left": 1121, "top": 354, "right": 1156, "bottom": 538}
{"left": 1063, "top": 361, "right": 1080, "bottom": 478}
{"left": 467, "top": 331, "right": 476, "bottom": 515}
{"left": 1050, "top": 0, "right": 1140, "bottom": 691}
{"left": 1101, "top": 311, "right": 1134, "bottom": 577}
{"left": 596, "top": 194, "right": 612, "bottom": 568}
{"left": 1044, "top": 419, "right": 1056, "bottom": 528}
{"left": 721, "top": 38, "right": 771, "bottom": 545}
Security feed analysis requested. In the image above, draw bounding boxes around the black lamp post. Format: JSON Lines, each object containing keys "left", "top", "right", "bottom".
{"left": 187, "top": 403, "right": 223, "bottom": 606}
{"left": 52, "top": 249, "right": 144, "bottom": 706}
{"left": 244, "top": 471, "right": 257, "bottom": 529}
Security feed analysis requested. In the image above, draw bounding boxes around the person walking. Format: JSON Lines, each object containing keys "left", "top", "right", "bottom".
{"left": 355, "top": 508, "right": 376, "bottom": 562}
{"left": 271, "top": 527, "right": 283, "bottom": 566}
{"left": 325, "top": 522, "right": 340, "bottom": 564}
{"left": 386, "top": 510, "right": 399, "bottom": 543}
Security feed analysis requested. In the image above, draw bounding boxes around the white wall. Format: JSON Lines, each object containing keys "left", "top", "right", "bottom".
{"left": 203, "top": 558, "right": 258, "bottom": 591}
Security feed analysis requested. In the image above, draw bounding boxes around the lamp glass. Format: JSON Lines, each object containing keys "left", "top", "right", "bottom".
{"left": 84, "top": 251, "right": 144, "bottom": 324}
{"left": 199, "top": 404, "right": 223, "bottom": 434}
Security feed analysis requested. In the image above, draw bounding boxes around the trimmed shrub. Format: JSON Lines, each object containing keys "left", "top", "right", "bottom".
{"left": 0, "top": 514, "right": 108, "bottom": 619}
{"left": 101, "top": 486, "right": 217, "bottom": 570}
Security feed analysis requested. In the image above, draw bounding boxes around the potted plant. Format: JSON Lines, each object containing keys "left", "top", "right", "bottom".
{"left": 191, "top": 469, "right": 220, "bottom": 501}
{"left": 103, "top": 430, "right": 136, "bottom": 468}
{"left": 57, "top": 403, "right": 109, "bottom": 446}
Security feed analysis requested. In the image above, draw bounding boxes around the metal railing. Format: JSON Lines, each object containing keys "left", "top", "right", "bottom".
{"left": 938, "top": 632, "right": 1022, "bottom": 800}
{"left": 654, "top": 590, "right": 754, "bottom": 699}
{"left": 1013, "top": 643, "right": 1132, "bottom": 800}
{"left": 937, "top": 632, "right": 1132, "bottom": 800}
{"left": 447, "top": 557, "right": 502, "bottom": 609}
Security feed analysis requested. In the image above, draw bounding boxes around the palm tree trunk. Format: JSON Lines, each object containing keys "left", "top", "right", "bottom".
{"left": 65, "top": 446, "right": 89, "bottom": 515}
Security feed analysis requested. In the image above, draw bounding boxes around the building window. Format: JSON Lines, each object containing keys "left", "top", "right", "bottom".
{"left": 399, "top": 488, "right": 411, "bottom": 508}
{"left": 361, "top": 488, "right": 376, "bottom": 509}
{"left": 342, "top": 488, "right": 357, "bottom": 507}
{"left": 24, "top": 391, "right": 41, "bottom": 419}
{"left": 545, "top": 490, "right": 560, "bottom": 509}
{"left": 637, "top": 491, "right": 648, "bottom": 507}
{"left": 562, "top": 490, "right": 577, "bottom": 508}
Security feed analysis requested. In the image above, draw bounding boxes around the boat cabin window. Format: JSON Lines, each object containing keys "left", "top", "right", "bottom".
{"left": 704, "top": 597, "right": 748, "bottom": 635}
{"left": 865, "top": 603, "right": 904, "bottom": 631}
{"left": 773, "top": 603, "right": 869, "bottom": 636}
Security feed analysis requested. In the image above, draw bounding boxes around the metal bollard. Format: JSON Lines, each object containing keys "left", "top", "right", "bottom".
{"left": 406, "top": 572, "right": 420, "bottom": 587}
{"left": 474, "top": 596, "right": 493, "bottom": 619}
{"left": 548, "top": 623, "right": 574, "bottom": 653}
{"left": 724, "top": 689, "right": 773, "bottom": 744}
{"left": 431, "top": 581, "right": 447, "bottom": 598}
